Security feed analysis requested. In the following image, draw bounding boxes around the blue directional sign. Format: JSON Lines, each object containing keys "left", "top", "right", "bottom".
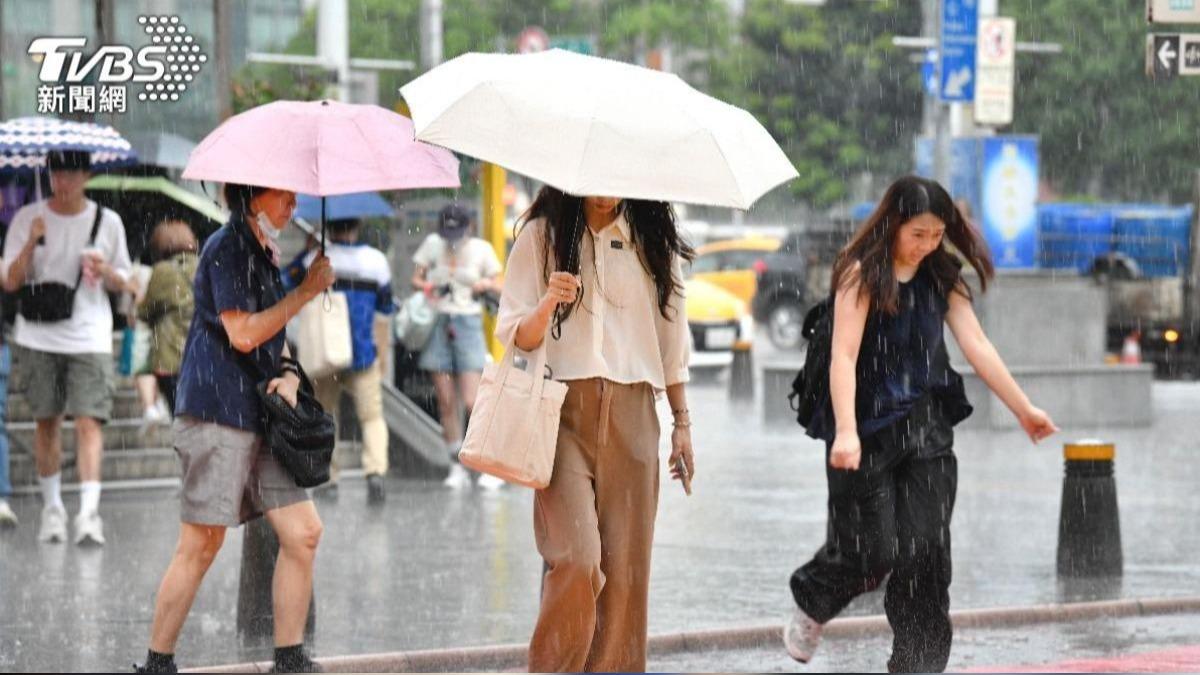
{"left": 939, "top": 0, "right": 978, "bottom": 101}
{"left": 922, "top": 48, "right": 939, "bottom": 96}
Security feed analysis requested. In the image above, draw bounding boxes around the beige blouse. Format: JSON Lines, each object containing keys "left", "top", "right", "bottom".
{"left": 495, "top": 214, "right": 691, "bottom": 392}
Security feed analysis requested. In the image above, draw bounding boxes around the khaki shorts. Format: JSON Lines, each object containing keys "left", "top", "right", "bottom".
{"left": 173, "top": 416, "right": 310, "bottom": 527}
{"left": 14, "top": 346, "right": 114, "bottom": 422}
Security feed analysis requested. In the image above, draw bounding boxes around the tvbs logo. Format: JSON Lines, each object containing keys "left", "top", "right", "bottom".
{"left": 28, "top": 15, "right": 206, "bottom": 113}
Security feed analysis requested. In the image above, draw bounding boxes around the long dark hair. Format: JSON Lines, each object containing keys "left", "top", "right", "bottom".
{"left": 831, "top": 175, "right": 994, "bottom": 314}
{"left": 517, "top": 186, "right": 695, "bottom": 334}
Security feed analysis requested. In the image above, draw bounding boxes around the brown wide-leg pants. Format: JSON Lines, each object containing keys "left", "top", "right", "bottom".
{"left": 528, "top": 378, "right": 661, "bottom": 673}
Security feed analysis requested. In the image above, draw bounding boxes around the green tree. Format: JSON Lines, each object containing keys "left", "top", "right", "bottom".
{"left": 716, "top": 0, "right": 924, "bottom": 208}
{"left": 1008, "top": 0, "right": 1200, "bottom": 202}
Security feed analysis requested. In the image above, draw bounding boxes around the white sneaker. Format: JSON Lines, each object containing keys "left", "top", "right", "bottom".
{"left": 0, "top": 500, "right": 18, "bottom": 529}
{"left": 73, "top": 511, "right": 106, "bottom": 546}
{"left": 476, "top": 473, "right": 505, "bottom": 491}
{"left": 37, "top": 504, "right": 68, "bottom": 543}
{"left": 138, "top": 404, "right": 166, "bottom": 439}
{"left": 784, "top": 606, "right": 823, "bottom": 663}
{"left": 442, "top": 464, "right": 471, "bottom": 489}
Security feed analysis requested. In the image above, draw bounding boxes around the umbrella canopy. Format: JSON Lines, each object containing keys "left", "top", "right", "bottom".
{"left": 182, "top": 99, "right": 460, "bottom": 196}
{"left": 294, "top": 191, "right": 393, "bottom": 222}
{"left": 125, "top": 130, "right": 197, "bottom": 171}
{"left": 399, "top": 49, "right": 797, "bottom": 210}
{"left": 86, "top": 175, "right": 225, "bottom": 262}
{"left": 0, "top": 116, "right": 137, "bottom": 172}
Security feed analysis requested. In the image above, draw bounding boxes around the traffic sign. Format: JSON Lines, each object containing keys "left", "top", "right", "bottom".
{"left": 975, "top": 17, "right": 1016, "bottom": 125}
{"left": 939, "top": 0, "right": 978, "bottom": 101}
{"left": 1147, "top": 32, "right": 1200, "bottom": 78}
{"left": 1147, "top": 0, "right": 1200, "bottom": 24}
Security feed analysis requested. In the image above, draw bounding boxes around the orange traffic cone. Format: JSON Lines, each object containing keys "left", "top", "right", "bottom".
{"left": 1120, "top": 331, "right": 1142, "bottom": 365}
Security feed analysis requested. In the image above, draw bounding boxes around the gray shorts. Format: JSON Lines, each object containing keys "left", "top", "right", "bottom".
{"left": 13, "top": 346, "right": 114, "bottom": 422}
{"left": 173, "top": 416, "right": 309, "bottom": 527}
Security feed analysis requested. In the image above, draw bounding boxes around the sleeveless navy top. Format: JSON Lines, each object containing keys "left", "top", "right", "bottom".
{"left": 808, "top": 264, "right": 973, "bottom": 443}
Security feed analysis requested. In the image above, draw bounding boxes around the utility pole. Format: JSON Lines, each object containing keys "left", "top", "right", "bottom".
{"left": 318, "top": 0, "right": 350, "bottom": 101}
{"left": 213, "top": 0, "right": 233, "bottom": 120}
{"left": 924, "top": 0, "right": 952, "bottom": 189}
{"left": 420, "top": 0, "right": 444, "bottom": 71}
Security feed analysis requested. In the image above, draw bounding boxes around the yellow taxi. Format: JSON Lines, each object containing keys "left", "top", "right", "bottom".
{"left": 690, "top": 236, "right": 781, "bottom": 305}
{"left": 685, "top": 277, "right": 753, "bottom": 369}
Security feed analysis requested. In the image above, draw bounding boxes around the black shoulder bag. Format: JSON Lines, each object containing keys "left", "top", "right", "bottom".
{"left": 788, "top": 296, "right": 834, "bottom": 429}
{"left": 254, "top": 357, "right": 336, "bottom": 488}
{"left": 17, "top": 205, "right": 105, "bottom": 323}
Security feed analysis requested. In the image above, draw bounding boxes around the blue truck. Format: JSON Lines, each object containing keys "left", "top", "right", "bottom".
{"left": 1038, "top": 203, "right": 1197, "bottom": 377}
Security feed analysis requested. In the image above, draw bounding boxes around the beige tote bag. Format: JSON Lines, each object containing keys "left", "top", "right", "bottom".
{"left": 459, "top": 337, "right": 567, "bottom": 489}
{"left": 296, "top": 291, "right": 354, "bottom": 379}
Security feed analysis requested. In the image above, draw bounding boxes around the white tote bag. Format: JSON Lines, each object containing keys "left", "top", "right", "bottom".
{"left": 459, "top": 337, "right": 568, "bottom": 489}
{"left": 296, "top": 291, "right": 354, "bottom": 379}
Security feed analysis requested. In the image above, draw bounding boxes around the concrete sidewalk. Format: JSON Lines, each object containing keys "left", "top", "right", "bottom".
{"left": 2, "top": 381, "right": 1200, "bottom": 672}
{"left": 190, "top": 597, "right": 1200, "bottom": 673}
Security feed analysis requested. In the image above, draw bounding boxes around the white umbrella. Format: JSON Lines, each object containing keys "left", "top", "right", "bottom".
{"left": 400, "top": 49, "right": 797, "bottom": 210}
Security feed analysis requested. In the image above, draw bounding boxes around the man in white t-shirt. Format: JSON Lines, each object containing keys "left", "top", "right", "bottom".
{"left": 0, "top": 150, "right": 134, "bottom": 546}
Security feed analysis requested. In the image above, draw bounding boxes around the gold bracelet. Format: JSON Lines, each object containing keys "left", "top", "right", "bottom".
{"left": 671, "top": 407, "right": 689, "bottom": 418}
{"left": 673, "top": 420, "right": 692, "bottom": 428}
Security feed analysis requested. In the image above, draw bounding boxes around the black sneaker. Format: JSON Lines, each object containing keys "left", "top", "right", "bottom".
{"left": 312, "top": 482, "right": 339, "bottom": 502}
{"left": 270, "top": 652, "right": 322, "bottom": 673}
{"left": 366, "top": 474, "right": 386, "bottom": 504}
{"left": 133, "top": 661, "right": 177, "bottom": 673}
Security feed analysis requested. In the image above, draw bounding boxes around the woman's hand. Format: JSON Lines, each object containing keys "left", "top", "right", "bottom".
{"left": 829, "top": 431, "right": 862, "bottom": 471}
{"left": 540, "top": 272, "right": 580, "bottom": 309}
{"left": 471, "top": 278, "right": 493, "bottom": 294}
{"left": 299, "top": 254, "right": 335, "bottom": 298}
{"left": 266, "top": 372, "right": 301, "bottom": 408}
{"left": 669, "top": 424, "right": 695, "bottom": 485}
{"left": 1018, "top": 405, "right": 1059, "bottom": 444}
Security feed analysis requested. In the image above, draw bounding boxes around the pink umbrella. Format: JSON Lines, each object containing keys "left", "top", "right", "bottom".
{"left": 185, "top": 99, "right": 459, "bottom": 194}
{"left": 183, "top": 99, "right": 460, "bottom": 246}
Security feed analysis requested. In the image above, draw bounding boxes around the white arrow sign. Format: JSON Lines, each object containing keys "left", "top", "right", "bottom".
{"left": 1160, "top": 39, "right": 1178, "bottom": 69}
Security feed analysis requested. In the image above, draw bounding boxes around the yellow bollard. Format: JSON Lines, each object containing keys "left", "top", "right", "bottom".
{"left": 1057, "top": 440, "right": 1122, "bottom": 577}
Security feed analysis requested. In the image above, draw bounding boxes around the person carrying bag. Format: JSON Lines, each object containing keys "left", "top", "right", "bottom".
{"left": 16, "top": 203, "right": 104, "bottom": 322}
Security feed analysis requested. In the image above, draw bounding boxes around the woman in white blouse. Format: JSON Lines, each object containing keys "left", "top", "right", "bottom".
{"left": 496, "top": 187, "right": 696, "bottom": 673}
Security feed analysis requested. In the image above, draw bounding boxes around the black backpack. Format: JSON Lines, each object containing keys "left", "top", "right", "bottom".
{"left": 788, "top": 296, "right": 833, "bottom": 429}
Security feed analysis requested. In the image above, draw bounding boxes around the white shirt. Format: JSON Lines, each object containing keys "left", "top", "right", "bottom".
{"left": 412, "top": 234, "right": 502, "bottom": 315}
{"left": 495, "top": 215, "right": 691, "bottom": 392}
{"left": 1, "top": 199, "right": 132, "bottom": 354}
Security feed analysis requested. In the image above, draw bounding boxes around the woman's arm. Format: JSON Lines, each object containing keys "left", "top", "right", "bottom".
{"left": 665, "top": 382, "right": 695, "bottom": 485}
{"left": 829, "top": 273, "right": 869, "bottom": 470}
{"left": 220, "top": 255, "right": 334, "bottom": 353}
{"left": 946, "top": 287, "right": 1058, "bottom": 442}
{"left": 411, "top": 265, "right": 430, "bottom": 292}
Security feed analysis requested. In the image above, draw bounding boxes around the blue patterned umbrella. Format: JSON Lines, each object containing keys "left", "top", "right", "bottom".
{"left": 0, "top": 116, "right": 137, "bottom": 172}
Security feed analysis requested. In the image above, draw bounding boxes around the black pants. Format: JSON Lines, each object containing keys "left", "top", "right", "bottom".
{"left": 155, "top": 374, "right": 178, "bottom": 416}
{"left": 790, "top": 397, "right": 958, "bottom": 673}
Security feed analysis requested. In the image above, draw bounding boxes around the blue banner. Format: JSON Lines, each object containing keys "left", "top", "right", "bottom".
{"left": 981, "top": 136, "right": 1039, "bottom": 268}
{"left": 939, "top": 0, "right": 978, "bottom": 101}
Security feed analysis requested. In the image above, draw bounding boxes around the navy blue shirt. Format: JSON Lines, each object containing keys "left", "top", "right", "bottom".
{"left": 174, "top": 216, "right": 285, "bottom": 433}
{"left": 809, "top": 265, "right": 972, "bottom": 442}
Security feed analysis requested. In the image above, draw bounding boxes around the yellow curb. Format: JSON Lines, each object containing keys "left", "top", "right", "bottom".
{"left": 187, "top": 595, "right": 1200, "bottom": 673}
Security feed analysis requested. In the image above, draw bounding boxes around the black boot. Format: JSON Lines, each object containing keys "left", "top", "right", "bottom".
{"left": 271, "top": 645, "right": 322, "bottom": 673}
{"left": 133, "top": 650, "right": 177, "bottom": 673}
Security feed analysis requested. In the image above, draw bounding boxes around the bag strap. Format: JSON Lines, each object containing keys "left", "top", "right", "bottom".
{"left": 70, "top": 204, "right": 106, "bottom": 292}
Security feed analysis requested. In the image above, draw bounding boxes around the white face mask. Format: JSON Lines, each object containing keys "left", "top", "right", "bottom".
{"left": 256, "top": 211, "right": 282, "bottom": 242}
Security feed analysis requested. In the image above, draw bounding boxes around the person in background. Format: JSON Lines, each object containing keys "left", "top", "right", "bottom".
{"left": 0, "top": 149, "right": 134, "bottom": 546}
{"left": 295, "top": 217, "right": 394, "bottom": 504}
{"left": 137, "top": 220, "right": 199, "bottom": 417}
{"left": 126, "top": 261, "right": 165, "bottom": 436}
{"left": 411, "top": 203, "right": 503, "bottom": 490}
